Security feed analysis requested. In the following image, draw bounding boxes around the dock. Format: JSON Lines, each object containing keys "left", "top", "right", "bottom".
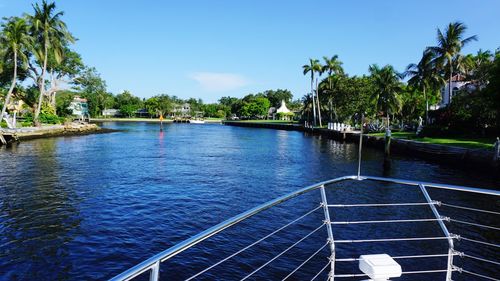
{"left": 0, "top": 131, "right": 19, "bottom": 145}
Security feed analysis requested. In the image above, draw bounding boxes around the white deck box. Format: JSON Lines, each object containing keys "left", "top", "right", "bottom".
{"left": 359, "top": 254, "right": 402, "bottom": 280}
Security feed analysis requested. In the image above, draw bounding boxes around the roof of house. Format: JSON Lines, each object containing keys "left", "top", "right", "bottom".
{"left": 276, "top": 100, "right": 290, "bottom": 113}
{"left": 450, "top": 74, "right": 467, "bottom": 82}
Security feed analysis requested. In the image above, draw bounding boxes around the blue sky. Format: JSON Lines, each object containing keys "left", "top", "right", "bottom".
{"left": 1, "top": 0, "right": 499, "bottom": 102}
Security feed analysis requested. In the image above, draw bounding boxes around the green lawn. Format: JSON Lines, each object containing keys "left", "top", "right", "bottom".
{"left": 368, "top": 132, "right": 495, "bottom": 149}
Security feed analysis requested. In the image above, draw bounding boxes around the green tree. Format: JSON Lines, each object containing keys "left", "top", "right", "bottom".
{"left": 369, "top": 64, "right": 403, "bottom": 125}
{"left": 47, "top": 47, "right": 84, "bottom": 106}
{"left": 463, "top": 49, "right": 494, "bottom": 85}
{"left": 144, "top": 96, "right": 159, "bottom": 117}
{"left": 303, "top": 58, "right": 322, "bottom": 126}
{"left": 115, "top": 90, "right": 142, "bottom": 117}
{"left": 240, "top": 97, "right": 270, "bottom": 118}
{"left": 264, "top": 89, "right": 293, "bottom": 107}
{"left": 405, "top": 50, "right": 445, "bottom": 123}
{"left": 28, "top": 0, "right": 75, "bottom": 122}
{"left": 321, "top": 55, "right": 344, "bottom": 122}
{"left": 427, "top": 22, "right": 477, "bottom": 105}
{"left": 203, "top": 103, "right": 218, "bottom": 117}
{"left": 55, "top": 89, "right": 74, "bottom": 116}
{"left": 0, "top": 17, "right": 31, "bottom": 125}
{"left": 73, "top": 66, "right": 108, "bottom": 117}
{"left": 155, "top": 94, "right": 173, "bottom": 116}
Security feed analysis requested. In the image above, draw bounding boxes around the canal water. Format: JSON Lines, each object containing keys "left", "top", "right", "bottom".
{"left": 0, "top": 122, "right": 498, "bottom": 280}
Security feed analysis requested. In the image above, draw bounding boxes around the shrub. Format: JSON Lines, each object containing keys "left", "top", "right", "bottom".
{"left": 39, "top": 112, "right": 64, "bottom": 124}
{"left": 276, "top": 112, "right": 294, "bottom": 120}
{"left": 21, "top": 113, "right": 34, "bottom": 127}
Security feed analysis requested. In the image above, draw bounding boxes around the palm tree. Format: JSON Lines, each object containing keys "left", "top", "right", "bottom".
{"left": 462, "top": 49, "right": 493, "bottom": 84}
{"left": 405, "top": 50, "right": 444, "bottom": 123}
{"left": 303, "top": 58, "right": 322, "bottom": 126}
{"left": 427, "top": 22, "right": 477, "bottom": 105}
{"left": 300, "top": 93, "right": 314, "bottom": 124}
{"left": 0, "top": 17, "right": 31, "bottom": 125}
{"left": 369, "top": 64, "right": 403, "bottom": 127}
{"left": 322, "top": 55, "right": 344, "bottom": 122}
{"left": 27, "top": 0, "right": 74, "bottom": 122}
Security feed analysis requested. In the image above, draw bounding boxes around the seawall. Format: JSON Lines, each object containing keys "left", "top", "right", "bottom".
{"left": 223, "top": 121, "right": 499, "bottom": 171}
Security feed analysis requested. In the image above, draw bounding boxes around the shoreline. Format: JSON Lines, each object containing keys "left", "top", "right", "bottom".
{"left": 90, "top": 118, "right": 223, "bottom": 123}
{"left": 0, "top": 123, "right": 119, "bottom": 144}
{"left": 223, "top": 121, "right": 500, "bottom": 172}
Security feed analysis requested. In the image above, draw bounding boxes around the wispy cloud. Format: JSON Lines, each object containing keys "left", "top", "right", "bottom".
{"left": 190, "top": 72, "right": 248, "bottom": 92}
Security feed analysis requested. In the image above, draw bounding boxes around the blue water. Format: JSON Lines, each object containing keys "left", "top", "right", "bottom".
{"left": 0, "top": 123, "right": 498, "bottom": 280}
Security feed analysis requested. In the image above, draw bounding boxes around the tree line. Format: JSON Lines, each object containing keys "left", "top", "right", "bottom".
{"left": 1, "top": 3, "right": 498, "bottom": 136}
{"left": 0, "top": 1, "right": 300, "bottom": 125}
{"left": 302, "top": 22, "right": 500, "bottom": 136}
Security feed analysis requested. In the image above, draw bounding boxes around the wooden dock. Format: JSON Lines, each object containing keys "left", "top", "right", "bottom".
{"left": 0, "top": 131, "right": 19, "bottom": 145}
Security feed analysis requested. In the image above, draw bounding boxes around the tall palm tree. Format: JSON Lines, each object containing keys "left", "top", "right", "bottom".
{"left": 369, "top": 64, "right": 403, "bottom": 127}
{"left": 27, "top": 0, "right": 74, "bottom": 122}
{"left": 427, "top": 22, "right": 477, "bottom": 105}
{"left": 303, "top": 59, "right": 322, "bottom": 126}
{"left": 0, "top": 17, "right": 31, "bottom": 125}
{"left": 300, "top": 93, "right": 314, "bottom": 124}
{"left": 322, "top": 55, "right": 344, "bottom": 122}
{"left": 405, "top": 50, "right": 444, "bottom": 124}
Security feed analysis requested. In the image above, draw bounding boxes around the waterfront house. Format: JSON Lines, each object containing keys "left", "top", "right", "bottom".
{"left": 68, "top": 96, "right": 90, "bottom": 120}
{"left": 433, "top": 74, "right": 482, "bottom": 110}
{"left": 102, "top": 109, "right": 120, "bottom": 117}
{"left": 173, "top": 103, "right": 191, "bottom": 117}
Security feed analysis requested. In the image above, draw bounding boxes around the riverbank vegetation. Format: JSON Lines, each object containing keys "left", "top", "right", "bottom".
{"left": 367, "top": 132, "right": 494, "bottom": 149}
{"left": 1, "top": 3, "right": 498, "bottom": 146}
{"left": 302, "top": 22, "right": 499, "bottom": 141}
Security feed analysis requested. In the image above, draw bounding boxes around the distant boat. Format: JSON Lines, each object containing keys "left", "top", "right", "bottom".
{"left": 189, "top": 119, "right": 205, "bottom": 124}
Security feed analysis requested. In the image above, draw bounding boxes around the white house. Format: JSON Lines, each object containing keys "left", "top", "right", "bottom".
{"left": 173, "top": 103, "right": 191, "bottom": 117}
{"left": 68, "top": 96, "right": 89, "bottom": 120}
{"left": 276, "top": 100, "right": 293, "bottom": 120}
{"left": 438, "top": 74, "right": 468, "bottom": 108}
{"left": 102, "top": 109, "right": 120, "bottom": 117}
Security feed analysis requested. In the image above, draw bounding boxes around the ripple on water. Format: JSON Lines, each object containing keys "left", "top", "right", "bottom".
{"left": 0, "top": 123, "right": 498, "bottom": 280}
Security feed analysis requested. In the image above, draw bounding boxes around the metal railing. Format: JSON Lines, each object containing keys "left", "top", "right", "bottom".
{"left": 110, "top": 175, "right": 500, "bottom": 281}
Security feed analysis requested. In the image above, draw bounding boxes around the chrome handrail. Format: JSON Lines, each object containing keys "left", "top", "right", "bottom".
{"left": 110, "top": 175, "right": 356, "bottom": 281}
{"left": 110, "top": 175, "right": 499, "bottom": 281}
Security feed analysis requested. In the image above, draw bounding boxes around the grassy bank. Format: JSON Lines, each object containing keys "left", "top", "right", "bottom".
{"left": 368, "top": 132, "right": 495, "bottom": 149}
{"left": 90, "top": 118, "right": 223, "bottom": 123}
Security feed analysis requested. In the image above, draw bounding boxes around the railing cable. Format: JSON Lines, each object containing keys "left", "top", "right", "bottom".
{"left": 335, "top": 253, "right": 455, "bottom": 262}
{"left": 310, "top": 260, "right": 331, "bottom": 281}
{"left": 281, "top": 241, "right": 329, "bottom": 281}
{"left": 185, "top": 205, "right": 322, "bottom": 281}
{"left": 331, "top": 218, "right": 444, "bottom": 225}
{"left": 328, "top": 202, "right": 438, "bottom": 208}
{"left": 335, "top": 236, "right": 453, "bottom": 244}
{"left": 461, "top": 253, "right": 500, "bottom": 266}
{"left": 334, "top": 268, "right": 456, "bottom": 278}
{"left": 448, "top": 218, "right": 500, "bottom": 231}
{"left": 240, "top": 223, "right": 325, "bottom": 281}
{"left": 459, "top": 268, "right": 500, "bottom": 281}
{"left": 458, "top": 236, "right": 500, "bottom": 248}
{"left": 440, "top": 203, "right": 500, "bottom": 216}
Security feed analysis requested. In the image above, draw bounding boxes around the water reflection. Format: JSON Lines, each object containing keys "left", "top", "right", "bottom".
{"left": 0, "top": 123, "right": 498, "bottom": 280}
{"left": 0, "top": 139, "right": 81, "bottom": 280}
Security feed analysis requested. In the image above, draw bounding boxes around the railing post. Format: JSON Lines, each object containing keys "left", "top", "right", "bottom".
{"left": 418, "top": 184, "right": 454, "bottom": 281}
{"left": 149, "top": 261, "right": 160, "bottom": 281}
{"left": 320, "top": 185, "right": 335, "bottom": 281}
